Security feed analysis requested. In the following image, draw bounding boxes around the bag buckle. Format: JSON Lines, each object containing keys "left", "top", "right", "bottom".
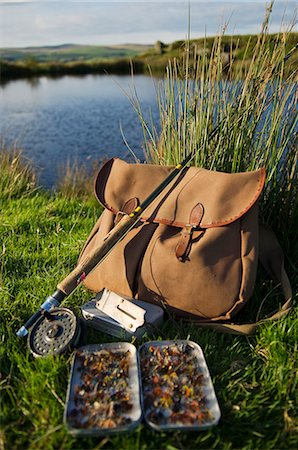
{"left": 175, "top": 203, "right": 204, "bottom": 261}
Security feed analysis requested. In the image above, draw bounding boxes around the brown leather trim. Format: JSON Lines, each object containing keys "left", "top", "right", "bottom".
{"left": 94, "top": 158, "right": 117, "bottom": 212}
{"left": 95, "top": 159, "right": 266, "bottom": 229}
{"left": 199, "top": 167, "right": 266, "bottom": 228}
{"left": 141, "top": 167, "right": 266, "bottom": 228}
{"left": 141, "top": 216, "right": 198, "bottom": 228}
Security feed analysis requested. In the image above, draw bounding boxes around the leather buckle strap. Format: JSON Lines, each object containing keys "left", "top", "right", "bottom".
{"left": 176, "top": 203, "right": 204, "bottom": 261}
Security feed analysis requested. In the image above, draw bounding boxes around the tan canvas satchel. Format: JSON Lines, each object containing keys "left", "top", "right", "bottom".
{"left": 78, "top": 158, "right": 292, "bottom": 335}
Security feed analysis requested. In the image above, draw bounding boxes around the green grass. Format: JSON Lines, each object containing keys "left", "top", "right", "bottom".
{"left": 0, "top": 188, "right": 297, "bottom": 449}
{"left": 1, "top": 7, "right": 298, "bottom": 448}
{"left": 0, "top": 151, "right": 297, "bottom": 450}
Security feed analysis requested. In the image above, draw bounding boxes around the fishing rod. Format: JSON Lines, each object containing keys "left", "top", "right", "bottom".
{"left": 17, "top": 41, "right": 298, "bottom": 340}
{"left": 16, "top": 129, "right": 215, "bottom": 338}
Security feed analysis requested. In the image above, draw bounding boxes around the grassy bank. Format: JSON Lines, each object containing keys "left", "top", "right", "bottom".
{"left": 139, "top": 32, "right": 298, "bottom": 77}
{"left": 0, "top": 43, "right": 150, "bottom": 78}
{"left": 1, "top": 32, "right": 297, "bottom": 80}
{"left": 0, "top": 151, "right": 297, "bottom": 450}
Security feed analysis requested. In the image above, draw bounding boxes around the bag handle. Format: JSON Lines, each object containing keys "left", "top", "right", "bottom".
{"left": 191, "top": 224, "right": 293, "bottom": 335}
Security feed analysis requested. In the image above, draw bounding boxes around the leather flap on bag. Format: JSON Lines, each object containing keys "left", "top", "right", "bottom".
{"left": 95, "top": 158, "right": 266, "bottom": 228}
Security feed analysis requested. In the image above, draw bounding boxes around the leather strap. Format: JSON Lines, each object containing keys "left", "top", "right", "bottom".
{"left": 186, "top": 224, "right": 293, "bottom": 335}
{"left": 114, "top": 197, "right": 139, "bottom": 225}
{"left": 176, "top": 203, "right": 204, "bottom": 261}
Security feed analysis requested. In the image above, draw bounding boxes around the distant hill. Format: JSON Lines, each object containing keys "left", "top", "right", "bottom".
{"left": 0, "top": 43, "right": 152, "bottom": 63}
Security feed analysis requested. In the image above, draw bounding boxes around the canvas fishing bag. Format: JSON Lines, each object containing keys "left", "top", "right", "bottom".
{"left": 77, "top": 158, "right": 292, "bottom": 335}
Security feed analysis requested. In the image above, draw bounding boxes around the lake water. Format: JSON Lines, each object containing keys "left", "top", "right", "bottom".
{"left": 0, "top": 75, "right": 160, "bottom": 188}
{"left": 1, "top": 75, "right": 296, "bottom": 189}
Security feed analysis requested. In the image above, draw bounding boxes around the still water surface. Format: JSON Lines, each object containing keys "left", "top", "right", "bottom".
{"left": 0, "top": 75, "right": 159, "bottom": 188}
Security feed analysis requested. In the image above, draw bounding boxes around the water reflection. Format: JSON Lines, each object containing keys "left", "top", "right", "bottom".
{"left": 25, "top": 77, "right": 41, "bottom": 89}
{"left": 0, "top": 74, "right": 160, "bottom": 188}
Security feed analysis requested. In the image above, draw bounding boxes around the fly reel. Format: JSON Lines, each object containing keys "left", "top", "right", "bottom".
{"left": 28, "top": 307, "right": 81, "bottom": 358}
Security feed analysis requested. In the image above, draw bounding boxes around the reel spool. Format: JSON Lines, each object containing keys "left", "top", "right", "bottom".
{"left": 28, "top": 307, "right": 81, "bottom": 358}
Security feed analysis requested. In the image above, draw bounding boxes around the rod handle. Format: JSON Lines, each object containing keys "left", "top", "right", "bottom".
{"left": 16, "top": 294, "right": 62, "bottom": 337}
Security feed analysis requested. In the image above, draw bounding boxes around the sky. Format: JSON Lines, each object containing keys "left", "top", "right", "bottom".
{"left": 0, "top": 1, "right": 297, "bottom": 48}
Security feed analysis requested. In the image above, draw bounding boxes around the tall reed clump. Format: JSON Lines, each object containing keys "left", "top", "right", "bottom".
{"left": 131, "top": 7, "right": 297, "bottom": 256}
{"left": 0, "top": 142, "right": 36, "bottom": 200}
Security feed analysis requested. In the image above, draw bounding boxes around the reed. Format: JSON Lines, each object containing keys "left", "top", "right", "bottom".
{"left": 131, "top": 12, "right": 297, "bottom": 251}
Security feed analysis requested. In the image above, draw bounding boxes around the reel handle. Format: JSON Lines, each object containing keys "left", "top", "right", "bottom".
{"left": 16, "top": 291, "right": 65, "bottom": 337}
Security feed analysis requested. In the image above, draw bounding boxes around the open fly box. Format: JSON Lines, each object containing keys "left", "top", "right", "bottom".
{"left": 64, "top": 342, "right": 142, "bottom": 435}
{"left": 64, "top": 340, "right": 220, "bottom": 435}
{"left": 139, "top": 340, "right": 221, "bottom": 431}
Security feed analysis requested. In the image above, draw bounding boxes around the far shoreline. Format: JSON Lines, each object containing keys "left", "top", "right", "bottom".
{"left": 1, "top": 32, "right": 297, "bottom": 81}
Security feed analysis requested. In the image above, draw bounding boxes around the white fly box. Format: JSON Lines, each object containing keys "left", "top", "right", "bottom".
{"left": 64, "top": 342, "right": 142, "bottom": 435}
{"left": 139, "top": 340, "right": 221, "bottom": 431}
{"left": 81, "top": 289, "right": 164, "bottom": 339}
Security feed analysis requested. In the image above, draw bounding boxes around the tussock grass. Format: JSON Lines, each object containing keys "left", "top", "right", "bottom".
{"left": 56, "top": 159, "right": 101, "bottom": 201}
{"left": 0, "top": 142, "right": 37, "bottom": 200}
